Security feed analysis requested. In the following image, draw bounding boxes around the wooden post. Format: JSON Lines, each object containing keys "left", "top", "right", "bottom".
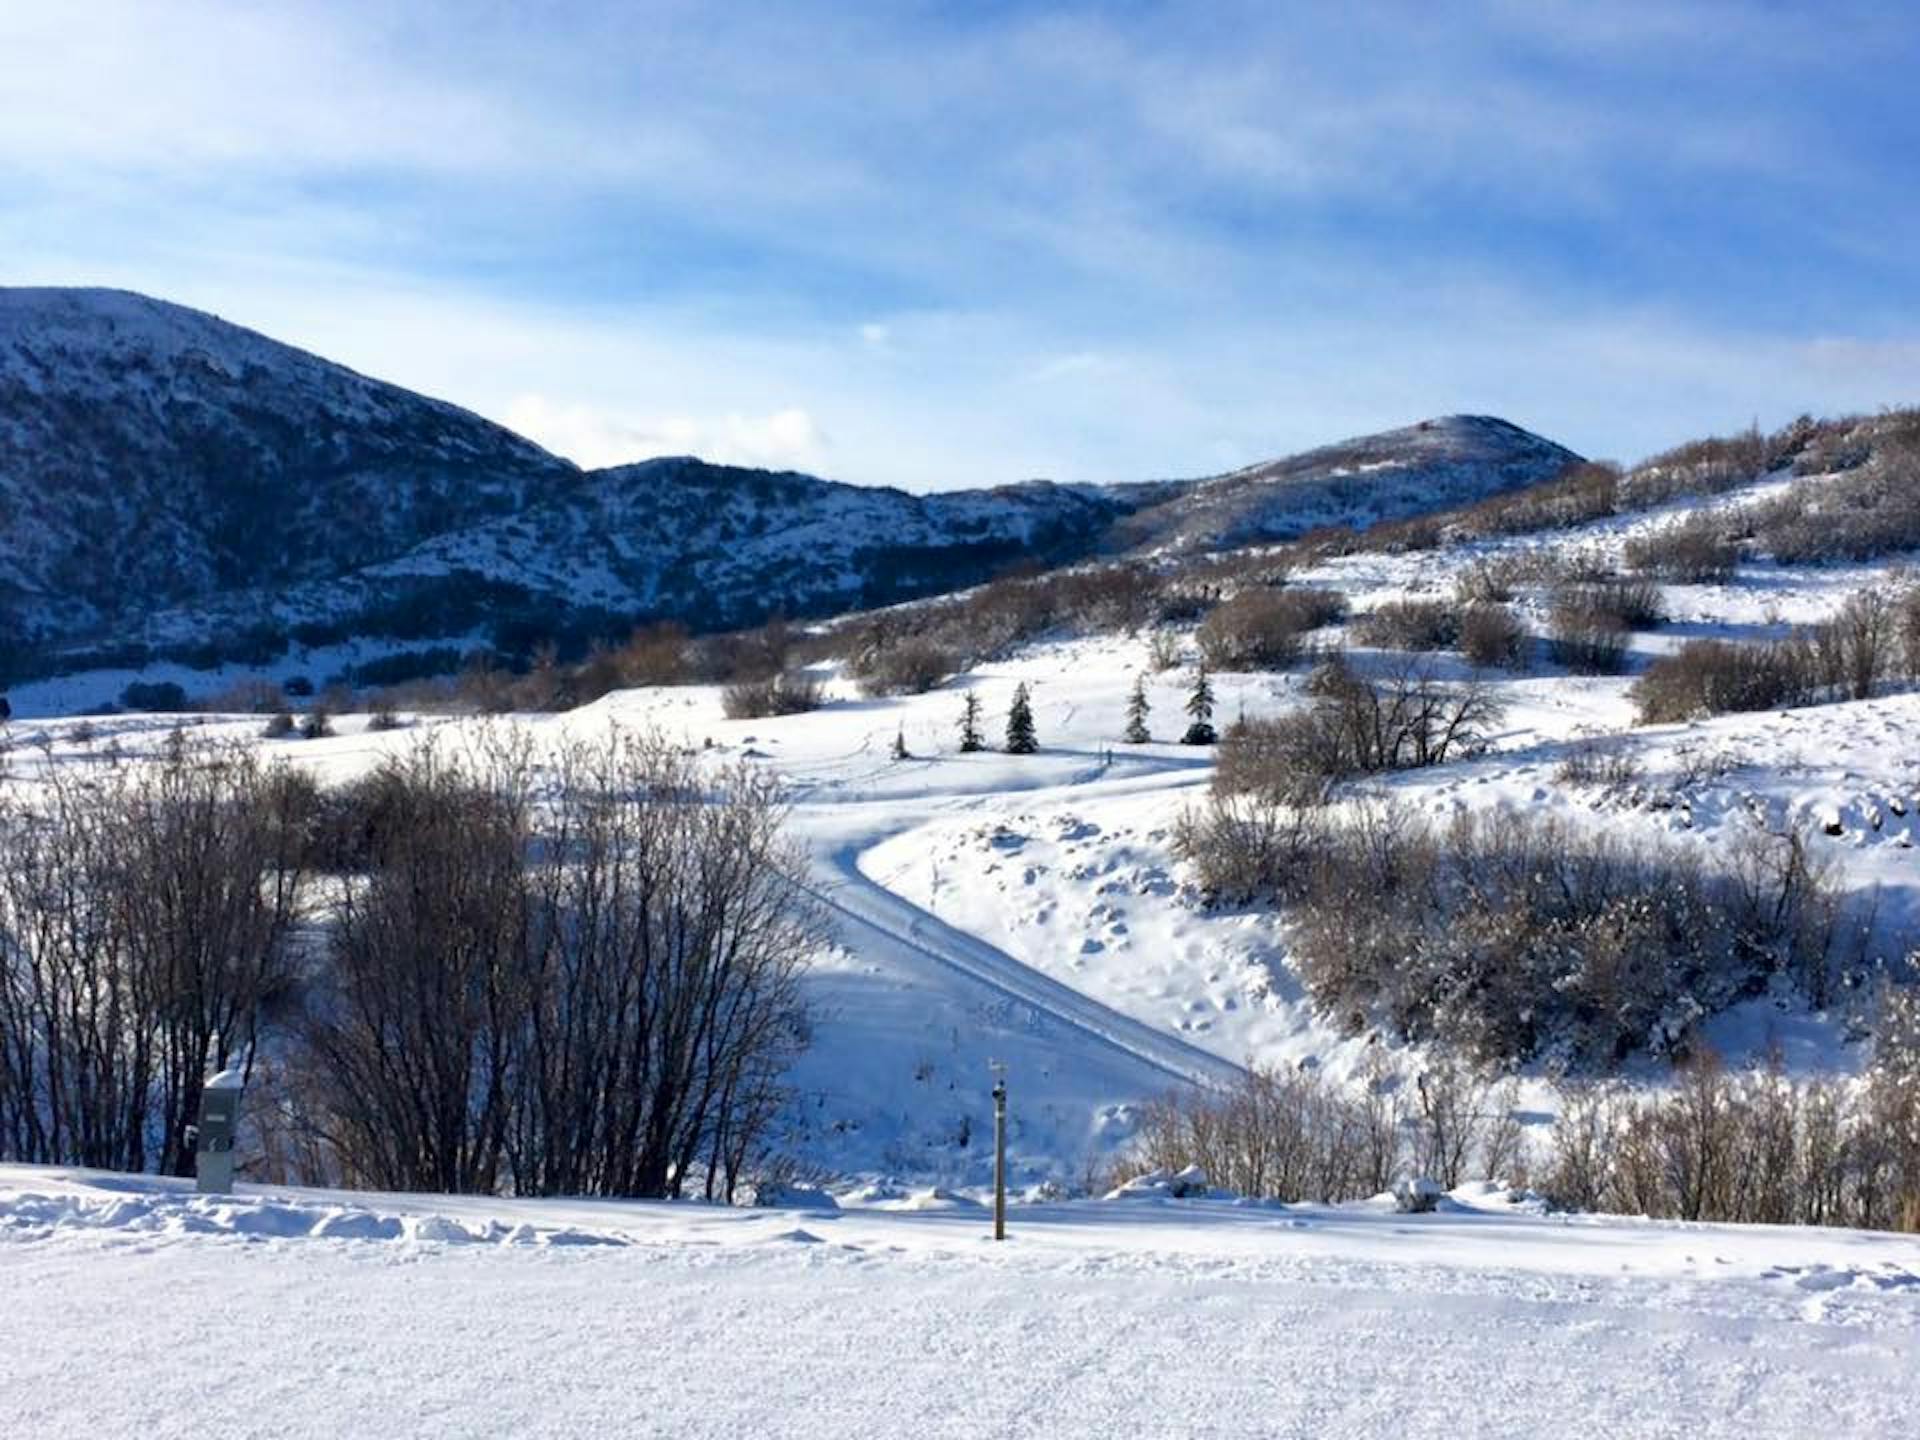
{"left": 992, "top": 1065, "right": 1007, "bottom": 1241}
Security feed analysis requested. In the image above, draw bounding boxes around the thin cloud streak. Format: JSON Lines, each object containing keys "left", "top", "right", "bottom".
{"left": 1, "top": 1, "right": 1915, "bottom": 489}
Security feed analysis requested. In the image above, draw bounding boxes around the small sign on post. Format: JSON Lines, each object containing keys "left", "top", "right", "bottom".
{"left": 195, "top": 1066, "right": 245, "bottom": 1195}
{"left": 990, "top": 1061, "right": 1007, "bottom": 1242}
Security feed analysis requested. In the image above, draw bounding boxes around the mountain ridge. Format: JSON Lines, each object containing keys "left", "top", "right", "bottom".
{"left": 0, "top": 288, "right": 1582, "bottom": 687}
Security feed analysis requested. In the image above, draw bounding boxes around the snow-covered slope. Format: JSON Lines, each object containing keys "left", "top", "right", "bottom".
{"left": 1112, "top": 413, "right": 1583, "bottom": 553}
{"left": 0, "top": 287, "right": 576, "bottom": 658}
{"left": 4, "top": 1162, "right": 1917, "bottom": 1439}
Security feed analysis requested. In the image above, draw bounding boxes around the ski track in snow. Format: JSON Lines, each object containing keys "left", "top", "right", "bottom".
{"left": 804, "top": 793, "right": 1245, "bottom": 1095}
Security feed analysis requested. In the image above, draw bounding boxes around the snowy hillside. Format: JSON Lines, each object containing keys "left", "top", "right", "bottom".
{"left": 4, "top": 1162, "right": 1917, "bottom": 1438}
{"left": 1112, "top": 413, "right": 1583, "bottom": 553}
{"left": 0, "top": 289, "right": 1128, "bottom": 683}
{"left": 0, "top": 287, "right": 575, "bottom": 657}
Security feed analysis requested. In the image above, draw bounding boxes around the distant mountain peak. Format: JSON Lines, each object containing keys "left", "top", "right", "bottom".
{"left": 1119, "top": 414, "right": 1582, "bottom": 553}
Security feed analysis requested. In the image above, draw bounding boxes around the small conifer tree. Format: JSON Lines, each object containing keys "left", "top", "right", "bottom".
{"left": 1122, "top": 673, "right": 1152, "bottom": 744}
{"left": 1180, "top": 665, "right": 1217, "bottom": 745}
{"left": 957, "top": 692, "right": 985, "bottom": 753}
{"left": 1005, "top": 682, "right": 1038, "bottom": 754}
{"left": 892, "top": 724, "right": 911, "bottom": 761}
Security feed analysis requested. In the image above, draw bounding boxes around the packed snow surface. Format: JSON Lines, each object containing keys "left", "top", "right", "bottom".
{"left": 4, "top": 1163, "right": 1918, "bottom": 1439}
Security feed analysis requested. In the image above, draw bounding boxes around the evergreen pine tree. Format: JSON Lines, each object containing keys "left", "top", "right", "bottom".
{"left": 957, "top": 692, "right": 985, "bottom": 753}
{"left": 1180, "top": 665, "right": 1217, "bottom": 745}
{"left": 1005, "top": 682, "right": 1038, "bottom": 754}
{"left": 1122, "top": 673, "right": 1152, "bottom": 744}
{"left": 892, "top": 724, "right": 911, "bottom": 761}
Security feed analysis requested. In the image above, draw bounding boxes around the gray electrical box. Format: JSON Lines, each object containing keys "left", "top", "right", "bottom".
{"left": 195, "top": 1068, "right": 244, "bottom": 1195}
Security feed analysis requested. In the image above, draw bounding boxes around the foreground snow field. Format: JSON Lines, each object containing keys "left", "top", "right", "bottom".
{"left": 4, "top": 1163, "right": 1918, "bottom": 1439}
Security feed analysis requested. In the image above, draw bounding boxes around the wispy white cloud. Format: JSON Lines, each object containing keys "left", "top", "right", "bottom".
{"left": 504, "top": 395, "right": 826, "bottom": 472}
{"left": 2, "top": 1, "right": 1914, "bottom": 490}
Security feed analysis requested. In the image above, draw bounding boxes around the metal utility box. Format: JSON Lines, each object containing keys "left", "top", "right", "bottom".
{"left": 195, "top": 1068, "right": 244, "bottom": 1195}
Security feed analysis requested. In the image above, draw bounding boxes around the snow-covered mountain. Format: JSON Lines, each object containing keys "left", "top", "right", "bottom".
{"left": 0, "top": 288, "right": 1579, "bottom": 685}
{"left": 1111, "top": 414, "right": 1584, "bottom": 553}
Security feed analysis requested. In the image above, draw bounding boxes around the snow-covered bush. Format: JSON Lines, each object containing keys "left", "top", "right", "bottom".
{"left": 1108, "top": 1164, "right": 1212, "bottom": 1199}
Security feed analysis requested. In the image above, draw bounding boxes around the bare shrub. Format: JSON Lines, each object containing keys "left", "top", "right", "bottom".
{"left": 1172, "top": 791, "right": 1326, "bottom": 903}
{"left": 1555, "top": 737, "right": 1642, "bottom": 788}
{"left": 849, "top": 637, "right": 955, "bottom": 697}
{"left": 1811, "top": 587, "right": 1899, "bottom": 700}
{"left": 1261, "top": 806, "right": 1849, "bottom": 1067}
{"left": 619, "top": 621, "right": 694, "bottom": 684}
{"left": 299, "top": 741, "right": 533, "bottom": 1195}
{"left": 1621, "top": 426, "right": 1767, "bottom": 506}
{"left": 1623, "top": 513, "right": 1740, "bottom": 582}
{"left": 296, "top": 732, "right": 819, "bottom": 1200}
{"left": 1540, "top": 1011, "right": 1920, "bottom": 1231}
{"left": 1454, "top": 558, "right": 1522, "bottom": 604}
{"left": 1547, "top": 583, "right": 1639, "bottom": 674}
{"left": 1900, "top": 583, "right": 1920, "bottom": 679}
{"left": 721, "top": 670, "right": 825, "bottom": 719}
{"left": 1413, "top": 1055, "right": 1522, "bottom": 1188}
{"left": 1127, "top": 1065, "right": 1393, "bottom": 1202}
{"left": 1211, "top": 711, "right": 1346, "bottom": 808}
{"left": 1126, "top": 1055, "right": 1524, "bottom": 1202}
{"left": 1146, "top": 629, "right": 1183, "bottom": 672}
{"left": 1306, "top": 655, "right": 1506, "bottom": 773}
{"left": 1746, "top": 432, "right": 1920, "bottom": 562}
{"left": 1631, "top": 638, "right": 1814, "bottom": 723}
{"left": 1351, "top": 598, "right": 1460, "bottom": 652}
{"left": 1458, "top": 602, "right": 1527, "bottom": 669}
{"left": 1209, "top": 658, "right": 1503, "bottom": 808}
{"left": 1195, "top": 588, "right": 1347, "bottom": 671}
{"left": 1450, "top": 461, "right": 1620, "bottom": 539}
{"left": 0, "top": 743, "right": 307, "bottom": 1174}
{"left": 1633, "top": 582, "right": 1918, "bottom": 725}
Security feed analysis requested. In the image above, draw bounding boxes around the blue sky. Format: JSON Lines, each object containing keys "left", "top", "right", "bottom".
{"left": 5, "top": 1, "right": 1918, "bottom": 489}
